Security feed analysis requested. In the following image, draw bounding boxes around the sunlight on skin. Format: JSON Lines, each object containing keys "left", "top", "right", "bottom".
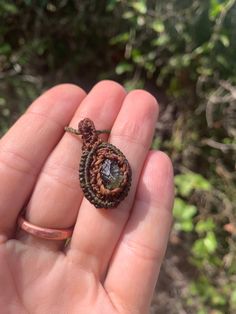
{"left": 0, "top": 81, "right": 174, "bottom": 314}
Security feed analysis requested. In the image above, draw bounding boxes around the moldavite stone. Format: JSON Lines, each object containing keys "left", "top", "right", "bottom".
{"left": 100, "top": 159, "right": 124, "bottom": 190}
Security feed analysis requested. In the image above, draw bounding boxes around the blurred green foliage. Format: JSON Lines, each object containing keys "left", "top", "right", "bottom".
{"left": 0, "top": 0, "right": 236, "bottom": 313}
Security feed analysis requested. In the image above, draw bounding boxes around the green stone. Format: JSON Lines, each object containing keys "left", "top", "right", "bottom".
{"left": 100, "top": 159, "right": 124, "bottom": 190}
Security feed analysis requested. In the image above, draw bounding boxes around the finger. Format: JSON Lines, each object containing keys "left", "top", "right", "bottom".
{"left": 68, "top": 90, "right": 158, "bottom": 276}
{"left": 0, "top": 84, "right": 86, "bottom": 242}
{"left": 18, "top": 81, "right": 126, "bottom": 249}
{"left": 104, "top": 151, "right": 174, "bottom": 314}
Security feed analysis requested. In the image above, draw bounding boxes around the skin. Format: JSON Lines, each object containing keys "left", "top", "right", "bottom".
{"left": 0, "top": 81, "right": 174, "bottom": 314}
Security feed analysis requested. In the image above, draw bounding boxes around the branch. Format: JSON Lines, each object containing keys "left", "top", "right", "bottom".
{"left": 202, "top": 138, "right": 236, "bottom": 152}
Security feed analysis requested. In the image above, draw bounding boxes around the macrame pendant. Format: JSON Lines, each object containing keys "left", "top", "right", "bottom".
{"left": 65, "top": 118, "right": 132, "bottom": 208}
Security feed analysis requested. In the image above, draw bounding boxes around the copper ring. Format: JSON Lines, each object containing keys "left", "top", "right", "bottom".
{"left": 17, "top": 215, "right": 74, "bottom": 240}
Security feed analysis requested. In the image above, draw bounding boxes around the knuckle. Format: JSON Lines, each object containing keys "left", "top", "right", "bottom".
{"left": 122, "top": 238, "right": 162, "bottom": 262}
{"left": 0, "top": 148, "right": 37, "bottom": 177}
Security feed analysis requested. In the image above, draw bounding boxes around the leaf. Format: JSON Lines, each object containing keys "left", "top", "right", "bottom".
{"left": 173, "top": 198, "right": 197, "bottom": 232}
{"left": 124, "top": 80, "right": 144, "bottom": 91}
{"left": 209, "top": 0, "right": 224, "bottom": 20}
{"left": 132, "top": 49, "right": 144, "bottom": 64}
{"left": 152, "top": 137, "right": 161, "bottom": 150}
{"left": 0, "top": 3, "right": 18, "bottom": 14}
{"left": 203, "top": 231, "right": 217, "bottom": 253}
{"left": 182, "top": 54, "right": 191, "bottom": 67}
{"left": 197, "top": 67, "right": 213, "bottom": 76}
{"left": 175, "top": 172, "right": 211, "bottom": 197}
{"left": 131, "top": 1, "right": 147, "bottom": 14}
{"left": 196, "top": 218, "right": 216, "bottom": 234}
{"left": 151, "top": 34, "right": 170, "bottom": 46}
{"left": 151, "top": 21, "right": 165, "bottom": 33}
{"left": 231, "top": 289, "right": 236, "bottom": 306}
{"left": 173, "top": 198, "right": 197, "bottom": 220}
{"left": 192, "top": 239, "right": 207, "bottom": 257}
{"left": 177, "top": 220, "right": 194, "bottom": 232}
{"left": 219, "top": 34, "right": 230, "bottom": 47}
{"left": 115, "top": 62, "right": 134, "bottom": 75}
{"left": 197, "top": 310, "right": 207, "bottom": 314}
{"left": 110, "top": 33, "right": 130, "bottom": 45}
{"left": 216, "top": 54, "right": 228, "bottom": 67}
{"left": 0, "top": 97, "right": 6, "bottom": 106}
{"left": 122, "top": 11, "right": 135, "bottom": 19}
{"left": 212, "top": 293, "right": 227, "bottom": 306}
{"left": 106, "top": 0, "right": 118, "bottom": 11}
{"left": 0, "top": 43, "right": 11, "bottom": 54}
{"left": 192, "top": 231, "right": 217, "bottom": 257}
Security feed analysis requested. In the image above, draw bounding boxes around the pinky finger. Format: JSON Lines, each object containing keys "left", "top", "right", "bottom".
{"left": 104, "top": 151, "right": 174, "bottom": 314}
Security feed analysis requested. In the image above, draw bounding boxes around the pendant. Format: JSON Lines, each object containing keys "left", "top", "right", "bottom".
{"left": 65, "top": 118, "right": 132, "bottom": 208}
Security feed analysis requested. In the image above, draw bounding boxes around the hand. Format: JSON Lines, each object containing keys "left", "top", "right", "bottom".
{"left": 0, "top": 81, "right": 174, "bottom": 314}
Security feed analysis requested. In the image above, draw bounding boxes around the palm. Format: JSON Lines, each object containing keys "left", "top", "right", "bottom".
{"left": 0, "top": 82, "right": 173, "bottom": 314}
{"left": 1, "top": 241, "right": 115, "bottom": 313}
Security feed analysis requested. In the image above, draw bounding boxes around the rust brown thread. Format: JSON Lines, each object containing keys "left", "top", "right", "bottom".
{"left": 65, "top": 118, "right": 132, "bottom": 208}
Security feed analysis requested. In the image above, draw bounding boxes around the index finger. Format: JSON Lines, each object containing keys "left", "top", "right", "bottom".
{"left": 0, "top": 84, "right": 86, "bottom": 241}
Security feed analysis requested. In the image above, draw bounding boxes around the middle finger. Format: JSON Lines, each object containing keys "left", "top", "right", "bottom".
{"left": 68, "top": 90, "right": 158, "bottom": 276}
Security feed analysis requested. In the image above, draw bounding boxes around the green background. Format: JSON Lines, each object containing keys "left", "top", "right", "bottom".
{"left": 0, "top": 1, "right": 236, "bottom": 313}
